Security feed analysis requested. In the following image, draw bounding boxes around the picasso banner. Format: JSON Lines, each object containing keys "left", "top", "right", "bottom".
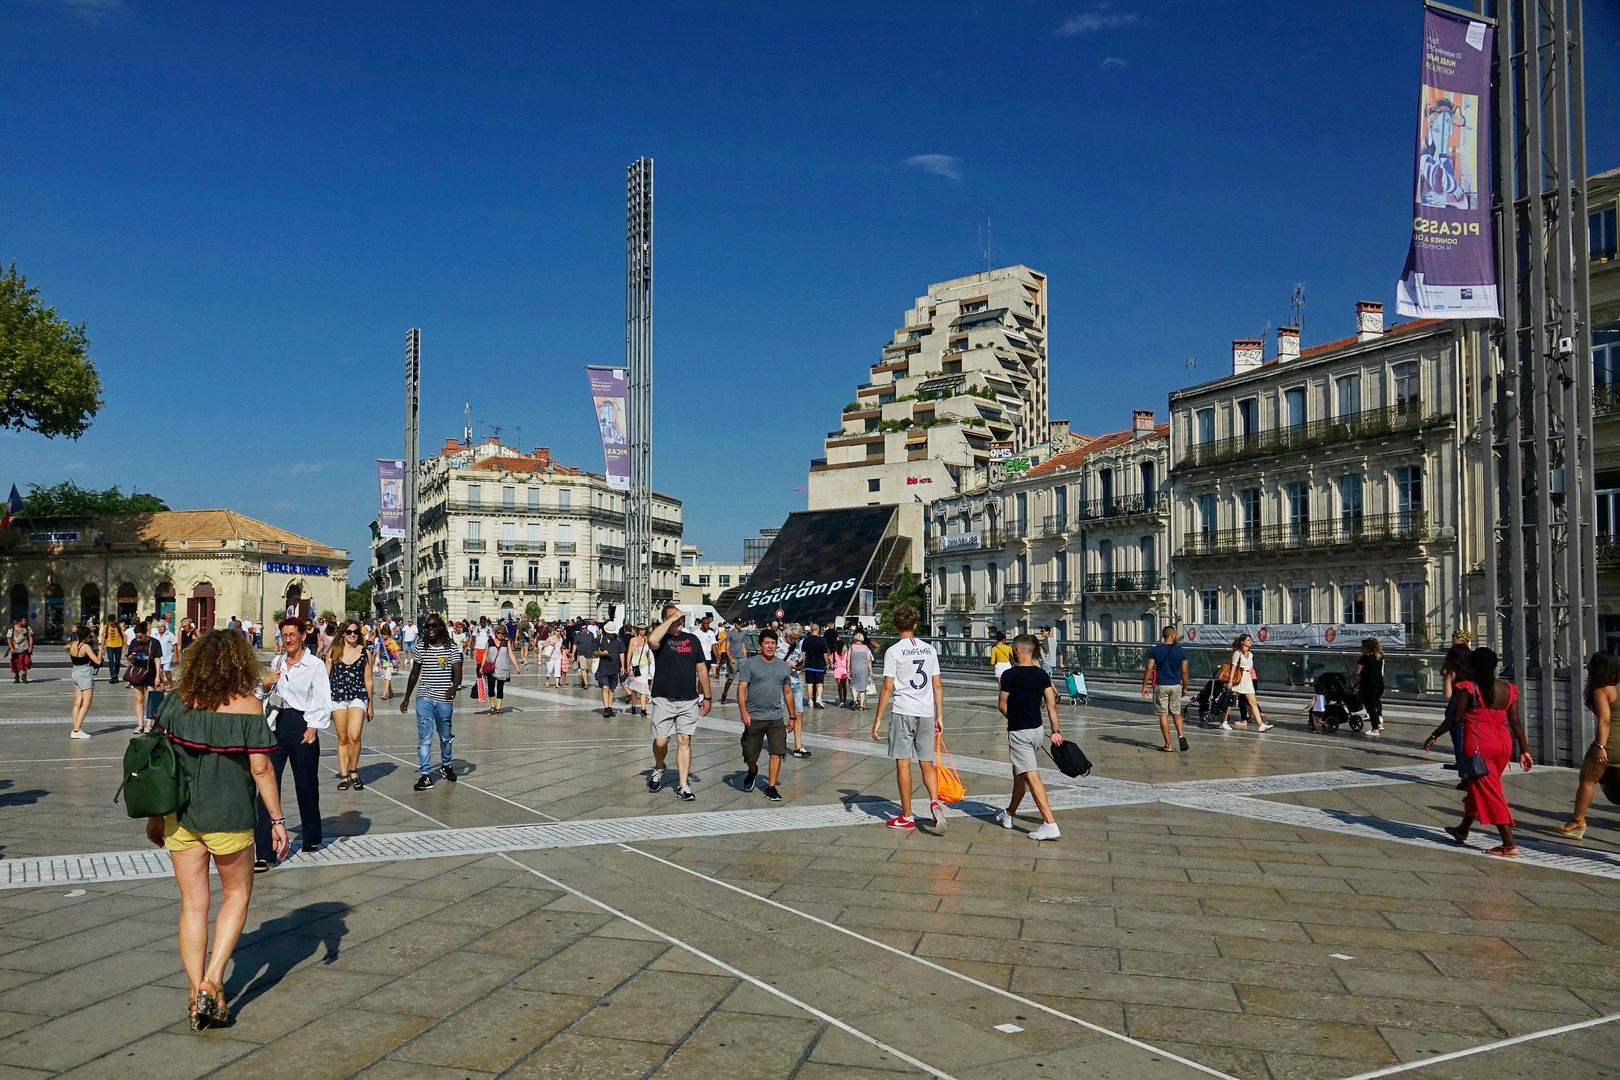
{"left": 1395, "top": 8, "right": 1498, "bottom": 319}
{"left": 586, "top": 366, "right": 630, "bottom": 491}
{"left": 376, "top": 459, "right": 405, "bottom": 538}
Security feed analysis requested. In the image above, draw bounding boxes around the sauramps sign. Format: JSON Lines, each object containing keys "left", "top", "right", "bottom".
{"left": 720, "top": 506, "right": 897, "bottom": 626}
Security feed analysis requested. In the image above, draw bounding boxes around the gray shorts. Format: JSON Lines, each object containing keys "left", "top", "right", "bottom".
{"left": 71, "top": 665, "right": 96, "bottom": 691}
{"left": 886, "top": 712, "right": 935, "bottom": 761}
{"left": 1008, "top": 727, "right": 1041, "bottom": 774}
{"left": 650, "top": 696, "right": 701, "bottom": 741}
{"left": 1153, "top": 684, "right": 1184, "bottom": 716}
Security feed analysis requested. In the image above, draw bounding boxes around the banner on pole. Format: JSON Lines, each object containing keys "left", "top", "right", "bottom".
{"left": 586, "top": 366, "right": 630, "bottom": 491}
{"left": 377, "top": 459, "right": 405, "bottom": 538}
{"left": 1395, "top": 7, "right": 1498, "bottom": 319}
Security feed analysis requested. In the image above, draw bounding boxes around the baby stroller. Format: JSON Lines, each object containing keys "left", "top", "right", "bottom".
{"left": 1189, "top": 676, "right": 1235, "bottom": 727}
{"left": 1314, "top": 671, "right": 1367, "bottom": 733}
{"left": 1058, "top": 666, "right": 1089, "bottom": 706}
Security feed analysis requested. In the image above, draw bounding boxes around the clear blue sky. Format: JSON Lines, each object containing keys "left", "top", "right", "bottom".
{"left": 5, "top": 0, "right": 1618, "bottom": 570}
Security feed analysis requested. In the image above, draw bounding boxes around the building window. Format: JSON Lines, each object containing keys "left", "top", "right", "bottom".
{"left": 467, "top": 520, "right": 482, "bottom": 541}
{"left": 467, "top": 485, "right": 482, "bottom": 508}
{"left": 559, "top": 489, "right": 572, "bottom": 510}
{"left": 1097, "top": 539, "right": 1114, "bottom": 576}
{"left": 1594, "top": 327, "right": 1620, "bottom": 394}
{"left": 501, "top": 521, "right": 516, "bottom": 547}
{"left": 528, "top": 488, "right": 541, "bottom": 509}
{"left": 467, "top": 558, "right": 481, "bottom": 583}
{"left": 1391, "top": 360, "right": 1420, "bottom": 406}
{"left": 1284, "top": 387, "right": 1307, "bottom": 428}
{"left": 680, "top": 575, "right": 692, "bottom": 586}
{"left": 1243, "top": 584, "right": 1263, "bottom": 624}
{"left": 1336, "top": 373, "right": 1362, "bottom": 416}
{"left": 1238, "top": 488, "right": 1261, "bottom": 535}
{"left": 868, "top": 478, "right": 881, "bottom": 492}
{"left": 739, "top": 573, "right": 749, "bottom": 585}
{"left": 557, "top": 602, "right": 570, "bottom": 620}
{"left": 1342, "top": 584, "right": 1367, "bottom": 624}
{"left": 527, "top": 560, "right": 540, "bottom": 587}
{"left": 1592, "top": 205, "right": 1618, "bottom": 261}
{"left": 502, "top": 486, "right": 515, "bottom": 509}
{"left": 1598, "top": 488, "right": 1620, "bottom": 537}
{"left": 1195, "top": 408, "right": 1215, "bottom": 444}
{"left": 698, "top": 575, "right": 710, "bottom": 586}
{"left": 1015, "top": 492, "right": 1028, "bottom": 530}
{"left": 1337, "top": 473, "right": 1364, "bottom": 527}
{"left": 719, "top": 575, "right": 731, "bottom": 587}
{"left": 558, "top": 561, "right": 572, "bottom": 586}
{"left": 1395, "top": 466, "right": 1423, "bottom": 517}
{"left": 1397, "top": 580, "right": 1426, "bottom": 635}
{"left": 1200, "top": 587, "right": 1219, "bottom": 625}
{"left": 527, "top": 522, "right": 541, "bottom": 547}
{"left": 1286, "top": 482, "right": 1310, "bottom": 531}
{"left": 1237, "top": 398, "right": 1258, "bottom": 438}
{"left": 501, "top": 559, "right": 514, "bottom": 584}
{"left": 1197, "top": 493, "right": 1218, "bottom": 535}
{"left": 1289, "top": 584, "right": 1310, "bottom": 624}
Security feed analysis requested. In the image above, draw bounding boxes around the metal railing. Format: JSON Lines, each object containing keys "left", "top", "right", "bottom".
{"left": 1041, "top": 514, "right": 1069, "bottom": 536}
{"left": 462, "top": 539, "right": 486, "bottom": 552}
{"left": 947, "top": 592, "right": 976, "bottom": 611}
{"left": 462, "top": 576, "right": 483, "bottom": 587}
{"left": 1596, "top": 385, "right": 1620, "bottom": 416}
{"left": 1599, "top": 534, "right": 1620, "bottom": 569}
{"left": 652, "top": 552, "right": 678, "bottom": 568}
{"left": 497, "top": 539, "right": 545, "bottom": 553}
{"left": 1083, "top": 571, "right": 1161, "bottom": 593}
{"left": 554, "top": 542, "right": 577, "bottom": 554}
{"left": 1074, "top": 491, "right": 1163, "bottom": 522}
{"left": 1038, "top": 581, "right": 1072, "bottom": 602}
{"left": 1004, "top": 520, "right": 1032, "bottom": 540}
{"left": 1181, "top": 512, "right": 1428, "bottom": 556}
{"left": 1002, "top": 584, "right": 1030, "bottom": 603}
{"left": 597, "top": 544, "right": 627, "bottom": 560}
{"left": 598, "top": 581, "right": 626, "bottom": 596}
{"left": 1179, "top": 401, "right": 1429, "bottom": 469}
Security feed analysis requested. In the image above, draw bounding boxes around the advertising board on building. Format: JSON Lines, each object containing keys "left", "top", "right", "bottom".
{"left": 586, "top": 366, "right": 631, "bottom": 491}
{"left": 1182, "top": 623, "right": 1407, "bottom": 649}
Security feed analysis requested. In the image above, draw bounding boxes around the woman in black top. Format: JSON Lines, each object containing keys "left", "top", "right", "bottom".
{"left": 1353, "top": 638, "right": 1386, "bottom": 736}
{"left": 327, "top": 620, "right": 373, "bottom": 791}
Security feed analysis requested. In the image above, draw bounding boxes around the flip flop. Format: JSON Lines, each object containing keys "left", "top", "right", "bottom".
{"left": 1485, "top": 845, "right": 1520, "bottom": 858}
{"left": 1156, "top": 746, "right": 1175, "bottom": 753}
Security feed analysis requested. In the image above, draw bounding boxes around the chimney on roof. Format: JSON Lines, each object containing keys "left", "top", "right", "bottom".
{"left": 1132, "top": 409, "right": 1155, "bottom": 438}
{"left": 1277, "top": 326, "right": 1301, "bottom": 362}
{"left": 1355, "top": 301, "right": 1385, "bottom": 342}
{"left": 1232, "top": 339, "right": 1264, "bottom": 375}
{"left": 440, "top": 438, "right": 461, "bottom": 456}
{"left": 1048, "top": 419, "right": 1070, "bottom": 449}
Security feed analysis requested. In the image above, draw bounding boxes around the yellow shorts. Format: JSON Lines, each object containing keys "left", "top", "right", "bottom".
{"left": 163, "top": 815, "right": 254, "bottom": 856}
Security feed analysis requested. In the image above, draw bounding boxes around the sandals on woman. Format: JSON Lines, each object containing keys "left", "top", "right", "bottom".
{"left": 350, "top": 772, "right": 365, "bottom": 791}
{"left": 190, "top": 979, "right": 230, "bottom": 1030}
{"left": 336, "top": 775, "right": 351, "bottom": 791}
{"left": 1485, "top": 844, "right": 1520, "bottom": 858}
{"left": 1555, "top": 821, "right": 1587, "bottom": 840}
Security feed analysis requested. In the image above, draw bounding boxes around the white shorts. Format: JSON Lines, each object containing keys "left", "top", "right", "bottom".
{"left": 993, "top": 662, "right": 1011, "bottom": 681}
{"left": 334, "top": 699, "right": 368, "bottom": 711}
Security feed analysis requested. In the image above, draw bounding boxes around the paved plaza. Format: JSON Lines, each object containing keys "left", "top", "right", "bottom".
{"left": 2, "top": 661, "right": 1619, "bottom": 1079}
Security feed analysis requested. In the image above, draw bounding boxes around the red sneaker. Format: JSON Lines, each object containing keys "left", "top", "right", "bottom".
{"left": 885, "top": 815, "right": 916, "bottom": 830}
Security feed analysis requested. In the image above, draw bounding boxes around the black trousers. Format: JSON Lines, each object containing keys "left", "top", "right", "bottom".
{"left": 104, "top": 645, "right": 121, "bottom": 681}
{"left": 255, "top": 708, "right": 323, "bottom": 859}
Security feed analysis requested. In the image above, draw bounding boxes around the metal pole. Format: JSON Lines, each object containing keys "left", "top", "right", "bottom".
{"left": 404, "top": 328, "right": 421, "bottom": 629}
{"left": 626, "top": 158, "right": 654, "bottom": 624}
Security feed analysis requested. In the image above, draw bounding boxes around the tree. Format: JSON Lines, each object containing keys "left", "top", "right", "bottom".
{"left": 879, "top": 566, "right": 928, "bottom": 634}
{"left": 22, "top": 481, "right": 168, "bottom": 518}
{"left": 524, "top": 601, "right": 543, "bottom": 619}
{"left": 0, "top": 264, "right": 103, "bottom": 438}
{"left": 346, "top": 580, "right": 374, "bottom": 616}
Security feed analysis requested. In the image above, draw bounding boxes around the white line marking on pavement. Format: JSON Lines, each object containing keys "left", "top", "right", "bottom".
{"left": 1338, "top": 1011, "right": 1620, "bottom": 1078}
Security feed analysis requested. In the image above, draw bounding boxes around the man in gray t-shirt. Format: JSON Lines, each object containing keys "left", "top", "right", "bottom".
{"left": 734, "top": 631, "right": 799, "bottom": 801}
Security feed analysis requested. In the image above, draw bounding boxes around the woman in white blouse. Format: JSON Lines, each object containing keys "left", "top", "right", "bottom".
{"left": 1221, "top": 633, "right": 1273, "bottom": 732}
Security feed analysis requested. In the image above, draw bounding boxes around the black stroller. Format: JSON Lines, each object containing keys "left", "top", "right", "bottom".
{"left": 1189, "top": 676, "right": 1235, "bottom": 726}
{"left": 1314, "top": 671, "right": 1367, "bottom": 733}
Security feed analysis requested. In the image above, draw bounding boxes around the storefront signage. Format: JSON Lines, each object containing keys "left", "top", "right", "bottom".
{"left": 1183, "top": 623, "right": 1406, "bottom": 648}
{"left": 939, "top": 532, "right": 981, "bottom": 553}
{"left": 28, "top": 531, "right": 80, "bottom": 543}
{"left": 906, "top": 476, "right": 933, "bottom": 485}
{"left": 264, "top": 561, "right": 330, "bottom": 577}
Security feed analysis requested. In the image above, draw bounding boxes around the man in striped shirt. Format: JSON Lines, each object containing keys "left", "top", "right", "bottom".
{"left": 400, "top": 616, "right": 463, "bottom": 791}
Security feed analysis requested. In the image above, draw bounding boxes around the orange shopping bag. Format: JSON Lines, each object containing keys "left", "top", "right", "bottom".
{"left": 934, "top": 731, "right": 966, "bottom": 804}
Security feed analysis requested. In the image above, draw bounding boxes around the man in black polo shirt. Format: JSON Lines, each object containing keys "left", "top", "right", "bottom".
{"left": 646, "top": 605, "right": 711, "bottom": 801}
{"left": 799, "top": 622, "right": 829, "bottom": 710}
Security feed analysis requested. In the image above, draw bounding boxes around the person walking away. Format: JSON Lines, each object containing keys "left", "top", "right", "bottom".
{"left": 574, "top": 624, "right": 599, "bottom": 690}
{"left": 594, "top": 627, "right": 626, "bottom": 717}
{"left": 400, "top": 616, "right": 462, "bottom": 790}
{"left": 485, "top": 628, "right": 520, "bottom": 715}
{"left": 1038, "top": 625, "right": 1060, "bottom": 678}
{"left": 1220, "top": 633, "right": 1272, "bottom": 732}
{"left": 849, "top": 632, "right": 874, "bottom": 710}
{"left": 870, "top": 604, "right": 946, "bottom": 831}
{"left": 718, "top": 624, "right": 747, "bottom": 704}
{"left": 625, "top": 626, "right": 653, "bottom": 717}
{"left": 1143, "top": 626, "right": 1191, "bottom": 752}
{"left": 65, "top": 623, "right": 103, "bottom": 739}
{"left": 995, "top": 634, "right": 1064, "bottom": 840}
{"left": 7, "top": 617, "right": 34, "bottom": 684}
{"left": 646, "top": 605, "right": 711, "bottom": 801}
{"left": 990, "top": 631, "right": 1013, "bottom": 685}
{"left": 155, "top": 619, "right": 178, "bottom": 689}
{"left": 327, "top": 620, "right": 373, "bottom": 791}
{"left": 101, "top": 613, "right": 125, "bottom": 683}
{"left": 800, "top": 622, "right": 829, "bottom": 709}
{"left": 1425, "top": 647, "right": 1533, "bottom": 856}
{"left": 1353, "top": 637, "right": 1387, "bottom": 736}
{"left": 1558, "top": 652, "right": 1620, "bottom": 840}
{"left": 252, "top": 617, "right": 331, "bottom": 870}
{"left": 1440, "top": 629, "right": 1473, "bottom": 766}
{"left": 125, "top": 622, "right": 162, "bottom": 733}
{"left": 735, "top": 629, "right": 797, "bottom": 801}
{"left": 145, "top": 630, "right": 288, "bottom": 1030}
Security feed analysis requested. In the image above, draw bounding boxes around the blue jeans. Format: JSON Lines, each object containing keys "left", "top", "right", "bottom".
{"left": 415, "top": 698, "right": 454, "bottom": 774}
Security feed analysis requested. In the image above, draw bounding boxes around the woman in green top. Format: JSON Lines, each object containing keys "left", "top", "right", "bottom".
{"left": 145, "top": 630, "right": 289, "bottom": 1030}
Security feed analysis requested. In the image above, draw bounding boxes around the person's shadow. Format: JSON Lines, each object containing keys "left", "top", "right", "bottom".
{"left": 837, "top": 788, "right": 896, "bottom": 821}
{"left": 226, "top": 901, "right": 349, "bottom": 1016}
{"left": 0, "top": 778, "right": 46, "bottom": 808}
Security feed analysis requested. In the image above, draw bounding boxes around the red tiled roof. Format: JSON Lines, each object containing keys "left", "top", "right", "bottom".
{"left": 1027, "top": 423, "right": 1169, "bottom": 476}
{"left": 469, "top": 454, "right": 580, "bottom": 475}
{"left": 1259, "top": 318, "right": 1442, "bottom": 369}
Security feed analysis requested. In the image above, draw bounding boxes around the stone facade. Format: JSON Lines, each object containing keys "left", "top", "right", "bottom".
{"left": 1589, "top": 168, "right": 1620, "bottom": 650}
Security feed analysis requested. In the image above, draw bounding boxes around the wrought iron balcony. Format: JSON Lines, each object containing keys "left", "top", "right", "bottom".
{"left": 597, "top": 544, "right": 627, "bottom": 560}
{"left": 462, "top": 575, "right": 484, "bottom": 587}
{"left": 523, "top": 578, "right": 554, "bottom": 590}
{"left": 462, "top": 539, "right": 486, "bottom": 552}
{"left": 597, "top": 581, "right": 626, "bottom": 596}
{"left": 1074, "top": 491, "right": 1163, "bottom": 523}
{"left": 1180, "top": 512, "right": 1428, "bottom": 557}
{"left": 1002, "top": 584, "right": 1031, "bottom": 603}
{"left": 1597, "top": 385, "right": 1620, "bottom": 417}
{"left": 1178, "top": 401, "right": 1429, "bottom": 470}
{"left": 926, "top": 528, "right": 1003, "bottom": 555}
{"left": 1084, "top": 571, "right": 1162, "bottom": 594}
{"left": 652, "top": 552, "right": 678, "bottom": 568}
{"left": 554, "top": 542, "right": 577, "bottom": 554}
{"left": 1038, "top": 581, "right": 1073, "bottom": 602}
{"left": 1003, "top": 520, "right": 1032, "bottom": 541}
{"left": 1598, "top": 534, "right": 1620, "bottom": 569}
{"left": 497, "top": 539, "right": 545, "bottom": 553}
{"left": 1040, "top": 514, "right": 1070, "bottom": 537}
{"left": 947, "top": 592, "right": 976, "bottom": 612}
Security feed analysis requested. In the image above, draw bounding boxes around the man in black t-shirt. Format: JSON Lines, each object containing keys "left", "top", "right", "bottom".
{"left": 799, "top": 623, "right": 829, "bottom": 709}
{"left": 595, "top": 629, "right": 629, "bottom": 718}
{"left": 573, "top": 626, "right": 598, "bottom": 690}
{"left": 645, "top": 605, "right": 712, "bottom": 801}
{"left": 995, "top": 635, "right": 1065, "bottom": 841}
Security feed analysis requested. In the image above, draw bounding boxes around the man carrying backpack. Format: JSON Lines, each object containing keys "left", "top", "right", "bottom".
{"left": 995, "top": 634, "right": 1064, "bottom": 841}
{"left": 101, "top": 615, "right": 125, "bottom": 683}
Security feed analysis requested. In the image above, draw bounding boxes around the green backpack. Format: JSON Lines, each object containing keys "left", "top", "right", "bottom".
{"left": 115, "top": 714, "right": 188, "bottom": 819}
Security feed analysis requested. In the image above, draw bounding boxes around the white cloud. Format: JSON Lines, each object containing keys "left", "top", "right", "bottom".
{"left": 1100, "top": 56, "right": 1129, "bottom": 71}
{"left": 902, "top": 154, "right": 963, "bottom": 183}
{"left": 1056, "top": 5, "right": 1139, "bottom": 37}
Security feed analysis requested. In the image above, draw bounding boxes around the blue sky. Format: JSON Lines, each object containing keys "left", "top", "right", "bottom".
{"left": 5, "top": 0, "right": 1618, "bottom": 570}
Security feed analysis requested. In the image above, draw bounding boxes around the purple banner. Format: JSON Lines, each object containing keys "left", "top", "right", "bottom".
{"left": 377, "top": 459, "right": 405, "bottom": 538}
{"left": 586, "top": 366, "right": 630, "bottom": 491}
{"left": 1396, "top": 8, "right": 1498, "bottom": 319}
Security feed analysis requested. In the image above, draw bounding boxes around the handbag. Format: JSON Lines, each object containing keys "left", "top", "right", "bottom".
{"left": 1455, "top": 685, "right": 1490, "bottom": 782}
{"left": 934, "top": 731, "right": 966, "bottom": 804}
{"left": 114, "top": 729, "right": 188, "bottom": 818}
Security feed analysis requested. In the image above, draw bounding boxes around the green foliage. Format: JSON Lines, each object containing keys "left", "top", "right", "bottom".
{"left": 842, "top": 401, "right": 863, "bottom": 412}
{"left": 346, "top": 580, "right": 374, "bottom": 616}
{"left": 879, "top": 418, "right": 912, "bottom": 432}
{"left": 22, "top": 481, "right": 168, "bottom": 518}
{"left": 0, "top": 264, "right": 103, "bottom": 438}
{"left": 524, "top": 601, "right": 543, "bottom": 619}
{"left": 879, "top": 567, "right": 927, "bottom": 635}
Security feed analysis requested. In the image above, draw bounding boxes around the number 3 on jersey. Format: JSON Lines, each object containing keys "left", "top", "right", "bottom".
{"left": 909, "top": 658, "right": 928, "bottom": 690}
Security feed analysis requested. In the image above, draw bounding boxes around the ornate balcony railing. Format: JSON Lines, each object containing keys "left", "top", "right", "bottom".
{"left": 1181, "top": 511, "right": 1429, "bottom": 557}
{"left": 497, "top": 539, "right": 545, "bottom": 553}
{"left": 1596, "top": 385, "right": 1620, "bottom": 417}
{"left": 462, "top": 539, "right": 486, "bottom": 552}
{"left": 554, "top": 542, "right": 577, "bottom": 554}
{"left": 1002, "top": 584, "right": 1030, "bottom": 603}
{"left": 597, "top": 544, "right": 627, "bottom": 560}
{"left": 1084, "top": 571, "right": 1162, "bottom": 594}
{"left": 1004, "top": 520, "right": 1032, "bottom": 541}
{"left": 1598, "top": 534, "right": 1620, "bottom": 569}
{"left": 947, "top": 592, "right": 976, "bottom": 612}
{"left": 1074, "top": 491, "right": 1163, "bottom": 522}
{"left": 1178, "top": 401, "right": 1429, "bottom": 470}
{"left": 1038, "top": 581, "right": 1073, "bottom": 602}
{"left": 1040, "top": 514, "right": 1069, "bottom": 537}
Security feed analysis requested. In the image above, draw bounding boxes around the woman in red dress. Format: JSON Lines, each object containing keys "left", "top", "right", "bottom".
{"left": 1424, "top": 647, "right": 1534, "bottom": 857}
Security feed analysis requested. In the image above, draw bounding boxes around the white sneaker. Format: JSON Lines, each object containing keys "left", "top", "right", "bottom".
{"left": 1256, "top": 723, "right": 1274, "bottom": 732}
{"left": 1219, "top": 721, "right": 1233, "bottom": 731}
{"left": 1029, "top": 822, "right": 1062, "bottom": 842}
{"left": 69, "top": 729, "right": 91, "bottom": 740}
{"left": 994, "top": 808, "right": 1015, "bottom": 829}
{"left": 930, "top": 801, "right": 948, "bottom": 829}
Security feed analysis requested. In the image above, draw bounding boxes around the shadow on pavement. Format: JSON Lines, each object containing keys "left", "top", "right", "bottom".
{"left": 227, "top": 901, "right": 350, "bottom": 1016}
{"left": 0, "top": 778, "right": 46, "bottom": 808}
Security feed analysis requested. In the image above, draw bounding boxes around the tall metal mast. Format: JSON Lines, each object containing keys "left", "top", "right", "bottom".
{"left": 626, "top": 158, "right": 655, "bottom": 623}
{"left": 403, "top": 328, "right": 421, "bottom": 626}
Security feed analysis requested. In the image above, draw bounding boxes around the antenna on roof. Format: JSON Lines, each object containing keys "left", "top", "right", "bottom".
{"left": 1291, "top": 283, "right": 1306, "bottom": 339}
{"left": 1186, "top": 356, "right": 1196, "bottom": 386}
{"left": 985, "top": 217, "right": 992, "bottom": 271}
{"left": 463, "top": 403, "right": 473, "bottom": 447}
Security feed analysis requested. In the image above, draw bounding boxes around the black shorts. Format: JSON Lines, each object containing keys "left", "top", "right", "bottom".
{"left": 596, "top": 672, "right": 621, "bottom": 689}
{"left": 740, "top": 719, "right": 788, "bottom": 764}
{"left": 803, "top": 669, "right": 825, "bottom": 686}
